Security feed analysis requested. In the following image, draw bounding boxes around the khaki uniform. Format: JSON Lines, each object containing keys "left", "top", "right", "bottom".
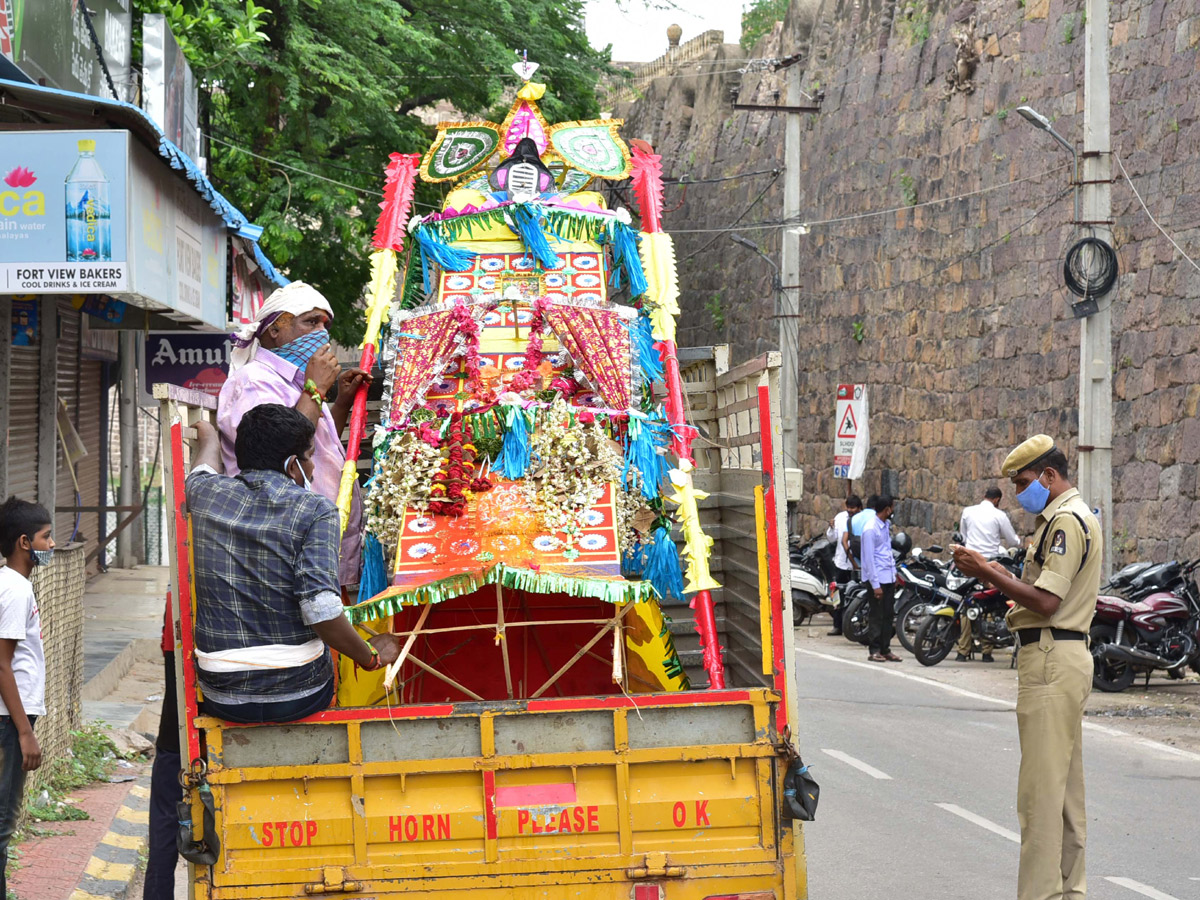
{"left": 1008, "top": 487, "right": 1101, "bottom": 900}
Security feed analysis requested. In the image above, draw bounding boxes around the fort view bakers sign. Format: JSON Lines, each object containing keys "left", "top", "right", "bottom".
{"left": 0, "top": 130, "right": 129, "bottom": 292}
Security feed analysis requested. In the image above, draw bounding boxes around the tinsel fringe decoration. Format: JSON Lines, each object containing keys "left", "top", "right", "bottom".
{"left": 357, "top": 533, "right": 389, "bottom": 604}
{"left": 630, "top": 315, "right": 664, "bottom": 388}
{"left": 624, "top": 415, "right": 671, "bottom": 500}
{"left": 643, "top": 525, "right": 686, "bottom": 605}
{"left": 500, "top": 405, "right": 531, "bottom": 479}
{"left": 348, "top": 563, "right": 659, "bottom": 623}
{"left": 507, "top": 203, "right": 560, "bottom": 269}
{"left": 414, "top": 228, "right": 477, "bottom": 293}
{"left": 609, "top": 222, "right": 648, "bottom": 298}
{"left": 621, "top": 542, "right": 647, "bottom": 579}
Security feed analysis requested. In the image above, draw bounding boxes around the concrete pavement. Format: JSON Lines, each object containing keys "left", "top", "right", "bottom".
{"left": 796, "top": 628, "right": 1200, "bottom": 900}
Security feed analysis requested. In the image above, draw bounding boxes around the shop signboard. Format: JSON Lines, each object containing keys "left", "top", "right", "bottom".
{"left": 139, "top": 330, "right": 231, "bottom": 406}
{"left": 142, "top": 14, "right": 199, "bottom": 159}
{"left": 0, "top": 130, "right": 129, "bottom": 292}
{"left": 1, "top": 0, "right": 133, "bottom": 101}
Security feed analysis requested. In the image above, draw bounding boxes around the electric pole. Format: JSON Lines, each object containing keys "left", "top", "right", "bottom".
{"left": 780, "top": 63, "right": 801, "bottom": 470}
{"left": 1079, "top": 0, "right": 1113, "bottom": 576}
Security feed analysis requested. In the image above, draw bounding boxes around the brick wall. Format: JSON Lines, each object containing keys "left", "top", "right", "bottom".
{"left": 619, "top": 0, "right": 1200, "bottom": 563}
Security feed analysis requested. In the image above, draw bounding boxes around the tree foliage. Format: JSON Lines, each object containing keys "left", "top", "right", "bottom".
{"left": 133, "top": 0, "right": 613, "bottom": 344}
{"left": 740, "top": 0, "right": 789, "bottom": 51}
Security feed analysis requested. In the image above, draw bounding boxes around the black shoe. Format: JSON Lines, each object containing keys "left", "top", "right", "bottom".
{"left": 954, "top": 653, "right": 969, "bottom": 662}
{"left": 981, "top": 653, "right": 995, "bottom": 663}
{"left": 827, "top": 630, "right": 842, "bottom": 636}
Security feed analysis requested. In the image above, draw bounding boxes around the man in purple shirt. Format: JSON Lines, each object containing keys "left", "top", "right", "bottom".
{"left": 860, "top": 494, "right": 901, "bottom": 662}
{"left": 220, "top": 282, "right": 371, "bottom": 586}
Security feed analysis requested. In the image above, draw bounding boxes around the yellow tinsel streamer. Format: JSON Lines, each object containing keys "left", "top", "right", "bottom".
{"left": 638, "top": 231, "right": 680, "bottom": 342}
{"left": 666, "top": 461, "right": 721, "bottom": 594}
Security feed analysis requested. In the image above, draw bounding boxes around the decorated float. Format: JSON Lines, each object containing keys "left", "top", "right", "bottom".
{"left": 336, "top": 57, "right": 725, "bottom": 705}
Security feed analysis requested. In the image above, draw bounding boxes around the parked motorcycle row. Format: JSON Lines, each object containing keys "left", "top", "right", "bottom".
{"left": 788, "top": 532, "right": 1200, "bottom": 693}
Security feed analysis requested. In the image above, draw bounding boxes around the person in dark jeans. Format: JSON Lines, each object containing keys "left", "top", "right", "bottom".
{"left": 145, "top": 646, "right": 181, "bottom": 900}
{"left": 827, "top": 494, "right": 863, "bottom": 635}
{"left": 860, "top": 494, "right": 901, "bottom": 662}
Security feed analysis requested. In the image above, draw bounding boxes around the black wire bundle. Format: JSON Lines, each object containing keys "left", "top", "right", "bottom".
{"left": 1063, "top": 237, "right": 1118, "bottom": 298}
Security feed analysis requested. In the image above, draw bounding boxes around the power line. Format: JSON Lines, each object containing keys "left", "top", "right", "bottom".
{"left": 1114, "top": 152, "right": 1200, "bottom": 275}
{"left": 677, "top": 169, "right": 783, "bottom": 264}
{"left": 667, "top": 164, "right": 1070, "bottom": 234}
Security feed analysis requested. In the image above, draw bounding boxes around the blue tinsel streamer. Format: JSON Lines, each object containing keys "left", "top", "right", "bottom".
{"left": 501, "top": 407, "right": 531, "bottom": 479}
{"left": 621, "top": 542, "right": 646, "bottom": 579}
{"left": 414, "top": 228, "right": 477, "bottom": 293}
{"left": 507, "top": 204, "right": 560, "bottom": 268}
{"left": 611, "top": 222, "right": 649, "bottom": 298}
{"left": 357, "top": 533, "right": 388, "bottom": 604}
{"left": 644, "top": 526, "right": 686, "bottom": 604}
{"left": 630, "top": 316, "right": 665, "bottom": 388}
{"left": 623, "top": 416, "right": 671, "bottom": 500}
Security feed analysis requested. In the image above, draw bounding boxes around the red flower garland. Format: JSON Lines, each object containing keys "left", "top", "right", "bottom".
{"left": 428, "top": 412, "right": 471, "bottom": 517}
{"left": 451, "top": 301, "right": 483, "bottom": 394}
{"left": 509, "top": 296, "right": 549, "bottom": 393}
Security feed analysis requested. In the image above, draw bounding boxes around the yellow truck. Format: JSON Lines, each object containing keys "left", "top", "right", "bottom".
{"left": 157, "top": 347, "right": 806, "bottom": 900}
{"left": 158, "top": 64, "right": 809, "bottom": 900}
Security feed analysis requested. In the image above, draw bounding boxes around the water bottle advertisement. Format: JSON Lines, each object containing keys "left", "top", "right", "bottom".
{"left": 0, "top": 130, "right": 128, "bottom": 292}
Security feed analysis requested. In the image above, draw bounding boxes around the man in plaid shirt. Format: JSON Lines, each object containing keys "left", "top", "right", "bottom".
{"left": 187, "top": 405, "right": 400, "bottom": 724}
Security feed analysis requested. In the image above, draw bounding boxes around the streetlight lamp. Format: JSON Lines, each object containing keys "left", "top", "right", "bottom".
{"left": 1016, "top": 105, "right": 1080, "bottom": 223}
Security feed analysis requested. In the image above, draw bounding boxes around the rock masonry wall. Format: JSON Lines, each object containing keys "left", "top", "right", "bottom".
{"left": 617, "top": 0, "right": 1200, "bottom": 563}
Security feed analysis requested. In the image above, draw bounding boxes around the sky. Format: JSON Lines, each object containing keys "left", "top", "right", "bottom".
{"left": 585, "top": 1, "right": 744, "bottom": 62}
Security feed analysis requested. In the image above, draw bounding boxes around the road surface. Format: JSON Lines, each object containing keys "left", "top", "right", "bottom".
{"left": 796, "top": 635, "right": 1200, "bottom": 900}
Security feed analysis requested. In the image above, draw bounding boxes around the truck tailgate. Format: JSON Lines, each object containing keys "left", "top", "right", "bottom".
{"left": 199, "top": 691, "right": 789, "bottom": 898}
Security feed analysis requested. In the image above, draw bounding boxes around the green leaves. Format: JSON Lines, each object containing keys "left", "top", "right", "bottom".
{"left": 136, "top": 0, "right": 613, "bottom": 344}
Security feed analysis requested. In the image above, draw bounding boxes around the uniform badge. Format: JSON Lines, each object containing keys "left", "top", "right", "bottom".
{"left": 1049, "top": 530, "right": 1067, "bottom": 555}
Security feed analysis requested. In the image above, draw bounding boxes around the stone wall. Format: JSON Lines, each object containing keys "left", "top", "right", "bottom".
{"left": 618, "top": 0, "right": 1200, "bottom": 563}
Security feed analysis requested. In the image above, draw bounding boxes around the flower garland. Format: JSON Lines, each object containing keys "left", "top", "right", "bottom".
{"left": 521, "top": 397, "right": 622, "bottom": 554}
{"left": 366, "top": 428, "right": 443, "bottom": 555}
{"left": 428, "top": 412, "right": 471, "bottom": 517}
{"left": 451, "top": 301, "right": 484, "bottom": 395}
{"left": 508, "top": 296, "right": 550, "bottom": 394}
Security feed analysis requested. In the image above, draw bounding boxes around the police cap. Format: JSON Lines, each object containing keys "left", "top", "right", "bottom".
{"left": 1001, "top": 434, "right": 1057, "bottom": 478}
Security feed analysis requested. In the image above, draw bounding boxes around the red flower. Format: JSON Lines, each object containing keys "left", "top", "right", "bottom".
{"left": 578, "top": 410, "right": 596, "bottom": 424}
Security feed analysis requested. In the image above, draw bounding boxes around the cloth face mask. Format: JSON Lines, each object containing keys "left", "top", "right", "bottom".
{"left": 273, "top": 329, "right": 329, "bottom": 368}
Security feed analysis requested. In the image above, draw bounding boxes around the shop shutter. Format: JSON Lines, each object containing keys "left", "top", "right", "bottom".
{"left": 74, "top": 359, "right": 104, "bottom": 570}
{"left": 7, "top": 347, "right": 40, "bottom": 502}
{"left": 55, "top": 303, "right": 82, "bottom": 548}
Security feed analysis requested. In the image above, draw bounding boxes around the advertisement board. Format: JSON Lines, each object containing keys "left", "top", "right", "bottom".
{"left": 142, "top": 14, "right": 199, "bottom": 159}
{"left": 0, "top": 0, "right": 133, "bottom": 101}
{"left": 0, "top": 130, "right": 129, "bottom": 292}
{"left": 140, "top": 331, "right": 231, "bottom": 406}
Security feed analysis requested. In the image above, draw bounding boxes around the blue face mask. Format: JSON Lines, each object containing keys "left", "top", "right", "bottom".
{"left": 284, "top": 455, "right": 314, "bottom": 492}
{"left": 273, "top": 329, "right": 329, "bottom": 368}
{"left": 1017, "top": 472, "right": 1050, "bottom": 514}
{"left": 31, "top": 548, "right": 54, "bottom": 567}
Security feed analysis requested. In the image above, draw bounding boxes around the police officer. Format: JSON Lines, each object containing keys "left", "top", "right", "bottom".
{"left": 952, "top": 435, "right": 1100, "bottom": 900}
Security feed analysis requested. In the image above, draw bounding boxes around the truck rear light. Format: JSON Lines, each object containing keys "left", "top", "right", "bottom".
{"left": 702, "top": 893, "right": 776, "bottom": 900}
{"left": 632, "top": 886, "right": 663, "bottom": 900}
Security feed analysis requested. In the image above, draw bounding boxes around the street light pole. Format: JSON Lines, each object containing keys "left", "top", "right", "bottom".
{"left": 1081, "top": 0, "right": 1113, "bottom": 575}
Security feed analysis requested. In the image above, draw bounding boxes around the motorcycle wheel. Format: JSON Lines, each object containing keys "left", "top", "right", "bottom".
{"left": 792, "top": 592, "right": 819, "bottom": 626}
{"left": 1089, "top": 623, "right": 1136, "bottom": 693}
{"left": 913, "top": 614, "right": 960, "bottom": 667}
{"left": 895, "top": 598, "right": 928, "bottom": 655}
{"left": 842, "top": 593, "right": 871, "bottom": 645}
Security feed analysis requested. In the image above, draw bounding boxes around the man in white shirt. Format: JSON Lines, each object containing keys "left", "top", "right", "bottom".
{"left": 826, "top": 495, "right": 863, "bottom": 635}
{"left": 956, "top": 487, "right": 1019, "bottom": 661}
{"left": 0, "top": 496, "right": 52, "bottom": 898}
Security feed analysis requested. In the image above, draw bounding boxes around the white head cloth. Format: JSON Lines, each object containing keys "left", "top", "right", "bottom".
{"left": 229, "top": 281, "right": 335, "bottom": 372}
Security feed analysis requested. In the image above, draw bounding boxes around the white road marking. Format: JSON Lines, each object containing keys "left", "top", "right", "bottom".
{"left": 1104, "top": 876, "right": 1184, "bottom": 899}
{"left": 820, "top": 748, "right": 893, "bottom": 780}
{"left": 798, "top": 647, "right": 1200, "bottom": 763}
{"left": 934, "top": 803, "right": 1020, "bottom": 843}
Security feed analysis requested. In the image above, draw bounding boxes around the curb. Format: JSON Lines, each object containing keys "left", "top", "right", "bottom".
{"left": 82, "top": 639, "right": 161, "bottom": 702}
{"left": 68, "top": 775, "right": 151, "bottom": 900}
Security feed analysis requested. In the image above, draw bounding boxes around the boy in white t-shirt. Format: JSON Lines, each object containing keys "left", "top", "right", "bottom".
{"left": 0, "top": 496, "right": 53, "bottom": 898}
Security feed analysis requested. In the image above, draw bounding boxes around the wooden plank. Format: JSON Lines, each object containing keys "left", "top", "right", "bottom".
{"left": 151, "top": 382, "right": 218, "bottom": 410}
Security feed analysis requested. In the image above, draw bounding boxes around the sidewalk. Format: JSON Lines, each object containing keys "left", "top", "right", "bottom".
{"left": 9, "top": 566, "right": 174, "bottom": 900}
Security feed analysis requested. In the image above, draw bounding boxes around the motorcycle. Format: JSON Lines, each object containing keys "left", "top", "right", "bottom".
{"left": 790, "top": 535, "right": 838, "bottom": 625}
{"left": 912, "top": 584, "right": 1016, "bottom": 666}
{"left": 840, "top": 532, "right": 923, "bottom": 645}
{"left": 1090, "top": 558, "right": 1200, "bottom": 692}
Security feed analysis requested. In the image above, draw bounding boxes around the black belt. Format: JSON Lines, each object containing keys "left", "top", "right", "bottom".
{"left": 1017, "top": 627, "right": 1086, "bottom": 646}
